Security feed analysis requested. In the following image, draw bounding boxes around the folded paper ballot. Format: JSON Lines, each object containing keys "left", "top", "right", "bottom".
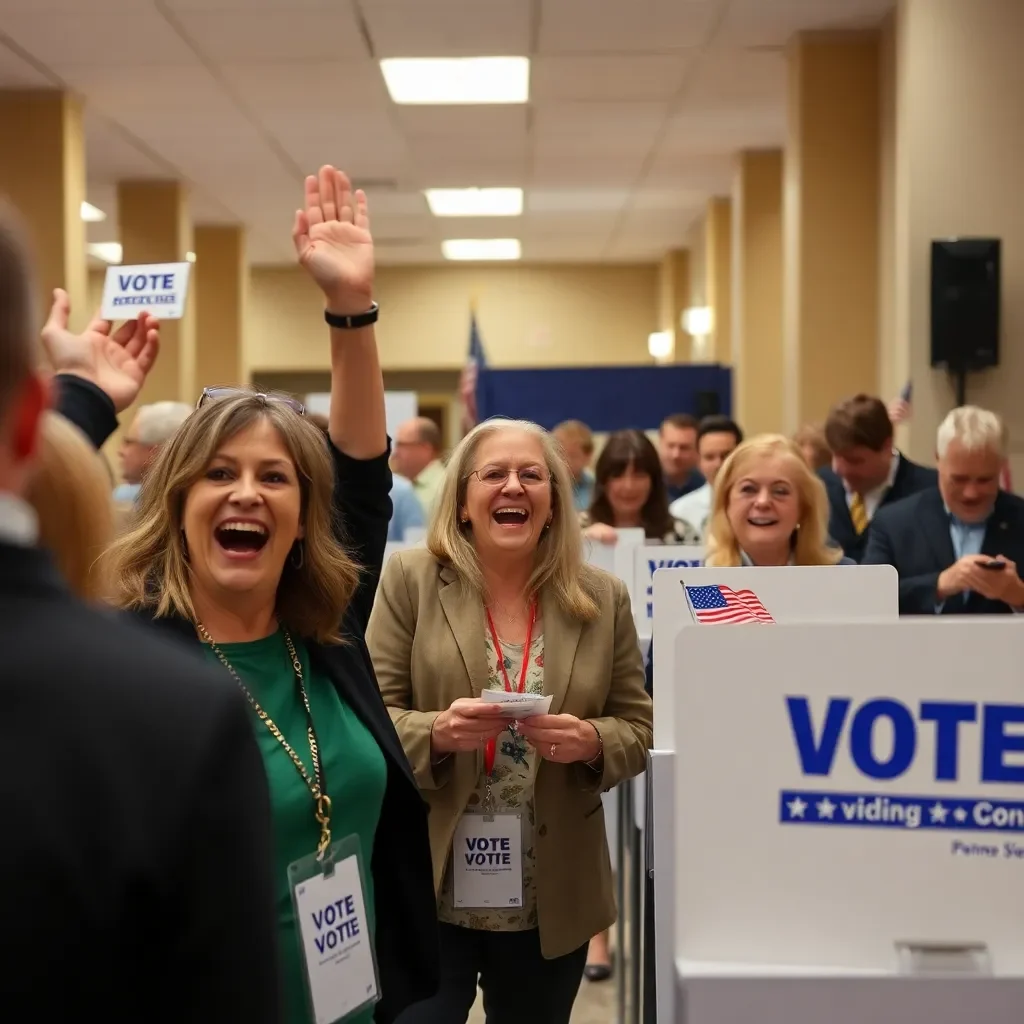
{"left": 480, "top": 690, "right": 553, "bottom": 718}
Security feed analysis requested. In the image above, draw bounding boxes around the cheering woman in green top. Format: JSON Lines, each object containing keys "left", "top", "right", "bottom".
{"left": 47, "top": 166, "right": 438, "bottom": 1023}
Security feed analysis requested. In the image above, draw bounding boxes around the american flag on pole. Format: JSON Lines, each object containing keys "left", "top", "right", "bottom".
{"left": 685, "top": 585, "right": 775, "bottom": 624}
{"left": 459, "top": 309, "right": 487, "bottom": 435}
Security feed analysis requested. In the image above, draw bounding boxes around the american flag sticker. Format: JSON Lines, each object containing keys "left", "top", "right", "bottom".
{"left": 684, "top": 584, "right": 775, "bottom": 624}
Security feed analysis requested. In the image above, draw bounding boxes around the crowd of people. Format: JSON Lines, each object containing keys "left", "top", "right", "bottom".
{"left": 2, "top": 161, "right": 1020, "bottom": 1024}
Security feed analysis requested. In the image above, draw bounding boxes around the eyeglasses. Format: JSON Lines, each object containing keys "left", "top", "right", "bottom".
{"left": 468, "top": 465, "right": 550, "bottom": 487}
{"left": 197, "top": 386, "right": 305, "bottom": 415}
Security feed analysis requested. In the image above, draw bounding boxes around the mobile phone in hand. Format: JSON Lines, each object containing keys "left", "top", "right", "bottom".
{"left": 979, "top": 559, "right": 1006, "bottom": 570}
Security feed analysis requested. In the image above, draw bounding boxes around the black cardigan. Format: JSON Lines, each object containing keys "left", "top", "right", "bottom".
{"left": 57, "top": 375, "right": 439, "bottom": 1024}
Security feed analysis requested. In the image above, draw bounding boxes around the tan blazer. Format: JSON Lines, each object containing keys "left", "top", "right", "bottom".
{"left": 366, "top": 547, "right": 653, "bottom": 959}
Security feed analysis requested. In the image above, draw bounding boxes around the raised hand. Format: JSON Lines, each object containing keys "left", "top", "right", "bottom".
{"left": 292, "top": 165, "right": 374, "bottom": 315}
{"left": 41, "top": 289, "right": 160, "bottom": 413}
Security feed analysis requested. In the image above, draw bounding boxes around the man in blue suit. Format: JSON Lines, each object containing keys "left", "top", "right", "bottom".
{"left": 819, "top": 394, "right": 936, "bottom": 562}
{"left": 863, "top": 405, "right": 1024, "bottom": 615}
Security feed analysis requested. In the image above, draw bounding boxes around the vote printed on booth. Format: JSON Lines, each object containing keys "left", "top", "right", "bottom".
{"left": 780, "top": 695, "right": 1024, "bottom": 847}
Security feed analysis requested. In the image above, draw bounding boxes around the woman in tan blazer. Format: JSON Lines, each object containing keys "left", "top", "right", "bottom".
{"left": 367, "top": 417, "right": 652, "bottom": 1024}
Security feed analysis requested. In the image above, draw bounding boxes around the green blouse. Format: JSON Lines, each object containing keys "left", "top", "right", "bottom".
{"left": 205, "top": 631, "right": 387, "bottom": 1024}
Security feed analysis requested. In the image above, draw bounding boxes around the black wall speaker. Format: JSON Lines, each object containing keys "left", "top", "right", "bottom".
{"left": 694, "top": 390, "right": 721, "bottom": 419}
{"left": 930, "top": 238, "right": 1000, "bottom": 371}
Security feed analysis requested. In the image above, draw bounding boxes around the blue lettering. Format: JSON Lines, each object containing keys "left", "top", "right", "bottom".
{"left": 118, "top": 274, "right": 132, "bottom": 290}
{"left": 786, "top": 696, "right": 850, "bottom": 775}
{"left": 920, "top": 701, "right": 976, "bottom": 780}
{"left": 132, "top": 274, "right": 147, "bottom": 290}
{"left": 849, "top": 699, "right": 915, "bottom": 779}
{"left": 982, "top": 704, "right": 1024, "bottom": 783}
{"left": 161, "top": 273, "right": 174, "bottom": 289}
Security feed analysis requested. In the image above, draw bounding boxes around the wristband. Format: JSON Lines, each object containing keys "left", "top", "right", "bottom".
{"left": 325, "top": 301, "right": 378, "bottom": 329}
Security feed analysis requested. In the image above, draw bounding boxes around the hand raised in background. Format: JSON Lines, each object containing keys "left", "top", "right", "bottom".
{"left": 41, "top": 288, "right": 160, "bottom": 413}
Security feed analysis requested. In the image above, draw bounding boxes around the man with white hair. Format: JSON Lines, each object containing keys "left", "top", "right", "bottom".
{"left": 863, "top": 405, "right": 1024, "bottom": 615}
{"left": 113, "top": 400, "right": 192, "bottom": 502}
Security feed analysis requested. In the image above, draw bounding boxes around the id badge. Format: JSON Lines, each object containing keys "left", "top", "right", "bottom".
{"left": 289, "top": 835, "right": 380, "bottom": 1024}
{"left": 452, "top": 812, "right": 523, "bottom": 909}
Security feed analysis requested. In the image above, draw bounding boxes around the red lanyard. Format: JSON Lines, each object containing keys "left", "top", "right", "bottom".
{"left": 483, "top": 600, "right": 537, "bottom": 778}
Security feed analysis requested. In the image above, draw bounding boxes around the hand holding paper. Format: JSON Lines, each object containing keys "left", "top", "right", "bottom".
{"left": 480, "top": 690, "right": 553, "bottom": 719}
{"left": 430, "top": 697, "right": 511, "bottom": 757}
{"left": 516, "top": 714, "right": 603, "bottom": 764}
{"left": 41, "top": 289, "right": 160, "bottom": 413}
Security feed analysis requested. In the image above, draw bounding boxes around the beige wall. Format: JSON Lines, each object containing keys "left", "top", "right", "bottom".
{"left": 894, "top": 0, "right": 1024, "bottom": 482}
{"left": 245, "top": 263, "right": 659, "bottom": 376}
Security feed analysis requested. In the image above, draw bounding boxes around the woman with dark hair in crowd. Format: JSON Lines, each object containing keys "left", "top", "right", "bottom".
{"left": 581, "top": 429, "right": 701, "bottom": 547}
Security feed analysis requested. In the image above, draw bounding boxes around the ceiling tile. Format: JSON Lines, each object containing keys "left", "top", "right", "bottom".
{"left": 394, "top": 105, "right": 528, "bottom": 141}
{"left": 0, "top": 0, "right": 143, "bottom": 10}
{"left": 532, "top": 54, "right": 691, "bottom": 102}
{"left": 526, "top": 189, "right": 630, "bottom": 213}
{"left": 539, "top": 0, "right": 720, "bottom": 54}
{"left": 684, "top": 48, "right": 786, "bottom": 104}
{"left": 660, "top": 107, "right": 786, "bottom": 155}
{"left": 165, "top": 0, "right": 341, "bottom": 9}
{"left": 0, "top": 39, "right": 54, "bottom": 86}
{"left": 717, "top": 0, "right": 894, "bottom": 48}
{"left": 630, "top": 188, "right": 707, "bottom": 212}
{"left": 533, "top": 101, "right": 667, "bottom": 154}
{"left": 0, "top": 10, "right": 198, "bottom": 69}
{"left": 530, "top": 152, "right": 648, "bottom": 187}
{"left": 361, "top": 0, "right": 531, "bottom": 58}
{"left": 404, "top": 151, "right": 529, "bottom": 188}
{"left": 173, "top": 9, "right": 368, "bottom": 61}
{"left": 220, "top": 61, "right": 390, "bottom": 115}
{"left": 84, "top": 111, "right": 175, "bottom": 179}
{"left": 641, "top": 151, "right": 736, "bottom": 192}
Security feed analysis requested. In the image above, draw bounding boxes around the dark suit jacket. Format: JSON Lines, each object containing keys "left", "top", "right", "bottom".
{"left": 820, "top": 455, "right": 937, "bottom": 563}
{"left": 862, "top": 487, "right": 1024, "bottom": 615}
{"left": 0, "top": 540, "right": 281, "bottom": 1019}
{"left": 56, "top": 375, "right": 439, "bottom": 1024}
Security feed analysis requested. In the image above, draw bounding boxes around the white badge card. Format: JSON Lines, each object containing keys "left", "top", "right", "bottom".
{"left": 452, "top": 812, "right": 523, "bottom": 909}
{"left": 100, "top": 262, "right": 192, "bottom": 320}
{"left": 289, "top": 836, "right": 380, "bottom": 1024}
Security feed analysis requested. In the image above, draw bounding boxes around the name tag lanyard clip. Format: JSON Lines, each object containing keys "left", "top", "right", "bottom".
{"left": 482, "top": 600, "right": 536, "bottom": 817}
{"left": 198, "top": 623, "right": 336, "bottom": 876}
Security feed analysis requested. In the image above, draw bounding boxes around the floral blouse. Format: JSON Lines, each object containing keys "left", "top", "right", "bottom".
{"left": 437, "top": 629, "right": 546, "bottom": 932}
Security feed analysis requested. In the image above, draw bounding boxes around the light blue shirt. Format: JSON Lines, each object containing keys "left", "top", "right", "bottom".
{"left": 573, "top": 470, "right": 595, "bottom": 512}
{"left": 938, "top": 507, "right": 990, "bottom": 612}
{"left": 389, "top": 474, "right": 425, "bottom": 542}
{"left": 112, "top": 482, "right": 141, "bottom": 503}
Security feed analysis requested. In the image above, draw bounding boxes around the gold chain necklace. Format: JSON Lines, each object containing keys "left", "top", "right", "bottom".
{"left": 197, "top": 622, "right": 332, "bottom": 857}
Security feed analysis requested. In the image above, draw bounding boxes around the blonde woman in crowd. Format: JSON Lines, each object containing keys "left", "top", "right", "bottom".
{"left": 26, "top": 412, "right": 114, "bottom": 601}
{"left": 368, "top": 417, "right": 652, "bottom": 1024}
{"left": 792, "top": 423, "right": 831, "bottom": 472}
{"left": 705, "top": 434, "right": 853, "bottom": 567}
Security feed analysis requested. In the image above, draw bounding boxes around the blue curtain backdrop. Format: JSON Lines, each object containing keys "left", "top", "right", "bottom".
{"left": 475, "top": 364, "right": 732, "bottom": 433}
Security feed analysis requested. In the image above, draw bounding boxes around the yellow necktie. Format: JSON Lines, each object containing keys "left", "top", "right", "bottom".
{"left": 850, "top": 493, "right": 868, "bottom": 534}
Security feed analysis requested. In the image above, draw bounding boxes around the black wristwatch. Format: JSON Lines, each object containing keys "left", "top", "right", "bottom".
{"left": 324, "top": 301, "right": 379, "bottom": 329}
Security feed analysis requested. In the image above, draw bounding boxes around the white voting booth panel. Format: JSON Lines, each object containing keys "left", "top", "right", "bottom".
{"left": 651, "top": 564, "right": 898, "bottom": 749}
{"left": 671, "top": 618, "right": 1024, "bottom": 1022}
{"left": 650, "top": 565, "right": 898, "bottom": 1023}
{"left": 633, "top": 544, "right": 704, "bottom": 641}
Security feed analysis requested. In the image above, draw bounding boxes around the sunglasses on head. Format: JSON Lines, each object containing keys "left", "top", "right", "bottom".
{"left": 196, "top": 386, "right": 305, "bottom": 415}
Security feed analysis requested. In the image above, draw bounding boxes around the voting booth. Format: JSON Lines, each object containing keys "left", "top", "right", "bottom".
{"left": 669, "top": 618, "right": 1024, "bottom": 1021}
{"left": 647, "top": 564, "right": 900, "bottom": 1023}
{"left": 633, "top": 544, "right": 703, "bottom": 642}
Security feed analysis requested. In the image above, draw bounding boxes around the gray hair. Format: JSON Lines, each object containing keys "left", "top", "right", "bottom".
{"left": 936, "top": 406, "right": 1008, "bottom": 460}
{"left": 135, "top": 401, "right": 193, "bottom": 447}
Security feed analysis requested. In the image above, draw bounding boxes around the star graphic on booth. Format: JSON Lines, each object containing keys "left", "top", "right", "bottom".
{"left": 816, "top": 797, "right": 837, "bottom": 820}
{"left": 929, "top": 802, "right": 949, "bottom": 824}
{"left": 787, "top": 796, "right": 808, "bottom": 819}
{"left": 954, "top": 806, "right": 968, "bottom": 822}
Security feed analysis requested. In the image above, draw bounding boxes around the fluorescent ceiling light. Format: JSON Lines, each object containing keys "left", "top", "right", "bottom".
{"left": 80, "top": 201, "right": 106, "bottom": 222}
{"left": 442, "top": 238, "right": 521, "bottom": 261}
{"left": 425, "top": 188, "right": 523, "bottom": 217}
{"left": 380, "top": 57, "right": 529, "bottom": 105}
{"left": 87, "top": 242, "right": 122, "bottom": 264}
{"left": 648, "top": 331, "right": 673, "bottom": 361}
{"left": 186, "top": 251, "right": 196, "bottom": 263}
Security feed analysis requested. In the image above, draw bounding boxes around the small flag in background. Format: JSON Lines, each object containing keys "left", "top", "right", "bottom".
{"left": 459, "top": 308, "right": 487, "bottom": 435}
{"left": 685, "top": 585, "right": 775, "bottom": 624}
{"left": 888, "top": 380, "right": 912, "bottom": 426}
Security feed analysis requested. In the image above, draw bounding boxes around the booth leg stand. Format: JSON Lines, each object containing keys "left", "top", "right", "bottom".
{"left": 629, "top": 796, "right": 643, "bottom": 1024}
{"left": 649, "top": 750, "right": 677, "bottom": 1024}
{"left": 615, "top": 781, "right": 631, "bottom": 1024}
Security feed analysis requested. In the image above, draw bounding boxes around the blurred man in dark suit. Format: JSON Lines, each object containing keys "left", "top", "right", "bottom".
{"left": 819, "top": 394, "right": 936, "bottom": 562}
{"left": 0, "top": 206, "right": 281, "bottom": 1020}
{"left": 863, "top": 405, "right": 1024, "bottom": 615}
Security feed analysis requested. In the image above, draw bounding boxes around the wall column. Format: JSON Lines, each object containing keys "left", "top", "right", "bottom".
{"left": 117, "top": 180, "right": 195, "bottom": 404}
{"left": 657, "top": 248, "right": 690, "bottom": 362}
{"left": 732, "top": 150, "right": 784, "bottom": 435}
{"left": 704, "top": 197, "right": 732, "bottom": 364}
{"left": 0, "top": 90, "right": 87, "bottom": 329}
{"left": 783, "top": 31, "right": 881, "bottom": 433}
{"left": 194, "top": 225, "right": 247, "bottom": 390}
